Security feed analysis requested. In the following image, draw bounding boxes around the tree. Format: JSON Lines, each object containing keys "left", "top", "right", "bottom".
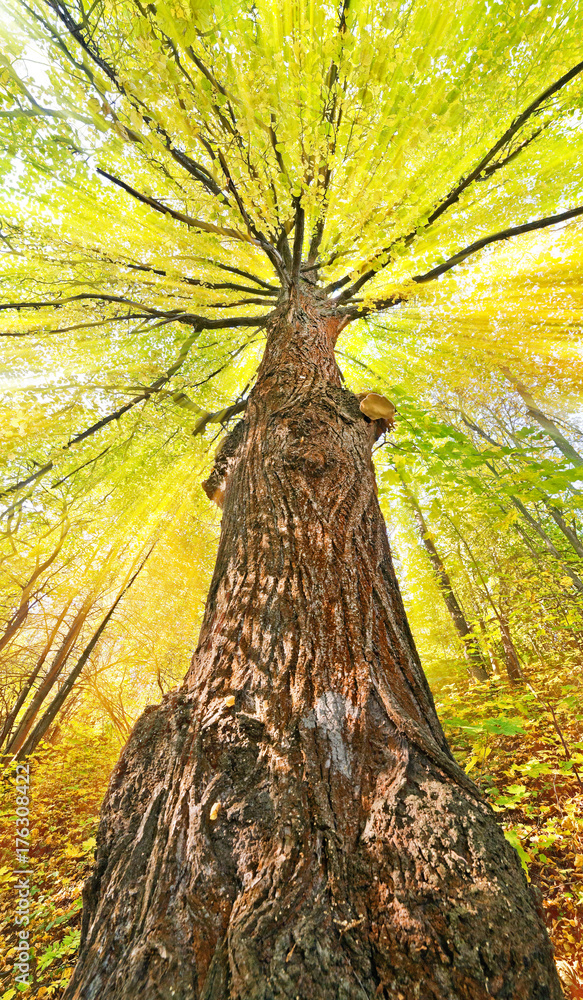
{"left": 2, "top": 0, "right": 581, "bottom": 995}
{"left": 392, "top": 463, "right": 490, "bottom": 680}
{"left": 378, "top": 379, "right": 583, "bottom": 684}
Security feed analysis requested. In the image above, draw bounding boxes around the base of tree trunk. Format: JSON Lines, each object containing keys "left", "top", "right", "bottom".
{"left": 65, "top": 686, "right": 561, "bottom": 1000}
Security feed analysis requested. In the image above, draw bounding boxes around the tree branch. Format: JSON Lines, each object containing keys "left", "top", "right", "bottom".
{"left": 22, "top": 2, "right": 288, "bottom": 279}
{"left": 331, "top": 58, "right": 583, "bottom": 299}
{"left": 0, "top": 313, "right": 155, "bottom": 337}
{"left": 192, "top": 398, "right": 248, "bottom": 437}
{"left": 202, "top": 261, "right": 277, "bottom": 291}
{"left": 1, "top": 313, "right": 269, "bottom": 502}
{"left": 475, "top": 125, "right": 548, "bottom": 183}
{"left": 291, "top": 201, "right": 305, "bottom": 289}
{"left": 0, "top": 294, "right": 272, "bottom": 328}
{"left": 42, "top": 0, "right": 237, "bottom": 208}
{"left": 412, "top": 204, "right": 583, "bottom": 283}
{"left": 0, "top": 293, "right": 175, "bottom": 314}
{"left": 48, "top": 2, "right": 285, "bottom": 272}
{"left": 96, "top": 168, "right": 252, "bottom": 242}
{"left": 123, "top": 262, "right": 277, "bottom": 296}
{"left": 355, "top": 205, "right": 583, "bottom": 314}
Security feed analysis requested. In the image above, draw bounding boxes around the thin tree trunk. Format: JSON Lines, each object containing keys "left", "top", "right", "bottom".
{"left": 66, "top": 295, "right": 562, "bottom": 1000}
{"left": 500, "top": 367, "right": 583, "bottom": 467}
{"left": 14, "top": 551, "right": 151, "bottom": 759}
{"left": 478, "top": 618, "right": 500, "bottom": 675}
{"left": 499, "top": 612, "right": 525, "bottom": 683}
{"left": 442, "top": 515, "right": 529, "bottom": 689}
{"left": 0, "top": 599, "right": 72, "bottom": 749}
{"left": 5, "top": 598, "right": 93, "bottom": 756}
{"left": 0, "top": 519, "right": 68, "bottom": 654}
{"left": 397, "top": 474, "right": 489, "bottom": 681}
{"left": 458, "top": 410, "right": 583, "bottom": 575}
{"left": 546, "top": 504, "right": 583, "bottom": 560}
{"left": 508, "top": 495, "right": 583, "bottom": 593}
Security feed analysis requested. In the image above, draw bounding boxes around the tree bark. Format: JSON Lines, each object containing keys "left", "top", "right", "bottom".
{"left": 66, "top": 294, "right": 562, "bottom": 1000}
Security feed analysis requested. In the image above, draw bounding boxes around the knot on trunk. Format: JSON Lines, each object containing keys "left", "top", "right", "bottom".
{"left": 284, "top": 443, "right": 332, "bottom": 476}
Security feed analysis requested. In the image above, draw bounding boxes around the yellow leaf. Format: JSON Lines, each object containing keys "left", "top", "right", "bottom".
{"left": 465, "top": 755, "right": 479, "bottom": 773}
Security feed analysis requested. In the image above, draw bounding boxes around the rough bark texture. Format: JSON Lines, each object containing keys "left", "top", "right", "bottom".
{"left": 65, "top": 294, "right": 562, "bottom": 1000}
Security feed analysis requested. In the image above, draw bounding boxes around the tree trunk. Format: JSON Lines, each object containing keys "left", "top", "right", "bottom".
{"left": 14, "top": 552, "right": 150, "bottom": 759}
{"left": 397, "top": 476, "right": 489, "bottom": 681}
{"left": 66, "top": 294, "right": 562, "bottom": 1000}
{"left": 499, "top": 613, "right": 525, "bottom": 684}
{"left": 5, "top": 597, "right": 92, "bottom": 756}
{"left": 0, "top": 598, "right": 72, "bottom": 749}
{"left": 459, "top": 409, "right": 583, "bottom": 563}
{"left": 0, "top": 519, "right": 68, "bottom": 654}
{"left": 500, "top": 367, "right": 583, "bottom": 467}
{"left": 546, "top": 504, "right": 583, "bottom": 560}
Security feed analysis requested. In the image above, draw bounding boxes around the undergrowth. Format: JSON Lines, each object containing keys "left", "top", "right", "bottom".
{"left": 0, "top": 723, "right": 121, "bottom": 998}
{"left": 437, "top": 662, "right": 583, "bottom": 999}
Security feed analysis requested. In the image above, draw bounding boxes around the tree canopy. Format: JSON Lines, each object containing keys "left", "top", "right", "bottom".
{"left": 1, "top": 0, "right": 583, "bottom": 466}
{"left": 1, "top": 0, "right": 583, "bottom": 722}
{"left": 2, "top": 0, "right": 583, "bottom": 767}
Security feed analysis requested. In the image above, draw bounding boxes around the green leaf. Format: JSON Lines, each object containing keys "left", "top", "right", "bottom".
{"left": 504, "top": 829, "right": 530, "bottom": 878}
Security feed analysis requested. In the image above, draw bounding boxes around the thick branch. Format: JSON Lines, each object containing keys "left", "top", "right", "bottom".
{"left": 331, "top": 58, "right": 583, "bottom": 298}
{"left": 291, "top": 202, "right": 305, "bottom": 289}
{"left": 1, "top": 314, "right": 268, "bottom": 501}
{"left": 360, "top": 205, "right": 583, "bottom": 313}
{"left": 96, "top": 168, "right": 251, "bottom": 242}
{"left": 426, "top": 59, "right": 583, "bottom": 223}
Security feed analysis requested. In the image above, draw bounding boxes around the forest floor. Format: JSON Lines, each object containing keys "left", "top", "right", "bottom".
{"left": 436, "top": 662, "right": 583, "bottom": 998}
{"left": 0, "top": 663, "right": 582, "bottom": 998}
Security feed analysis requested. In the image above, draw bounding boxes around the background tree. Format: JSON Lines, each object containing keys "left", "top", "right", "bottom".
{"left": 2, "top": 0, "right": 583, "bottom": 996}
